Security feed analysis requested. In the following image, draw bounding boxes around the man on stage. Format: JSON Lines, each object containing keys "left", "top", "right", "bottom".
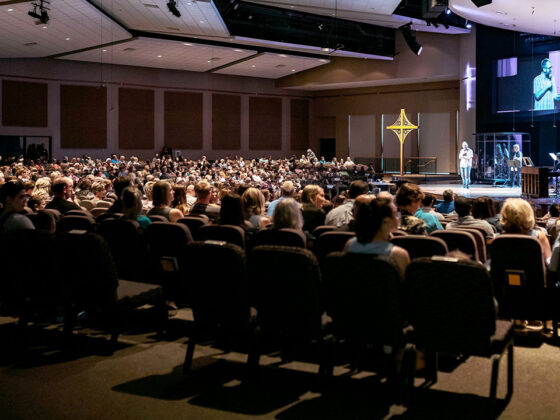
{"left": 458, "top": 141, "right": 473, "bottom": 189}
{"left": 510, "top": 144, "right": 523, "bottom": 188}
{"left": 533, "top": 58, "right": 560, "bottom": 111}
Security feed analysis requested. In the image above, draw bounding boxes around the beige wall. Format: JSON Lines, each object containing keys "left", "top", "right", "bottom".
{"left": 310, "top": 81, "right": 459, "bottom": 172}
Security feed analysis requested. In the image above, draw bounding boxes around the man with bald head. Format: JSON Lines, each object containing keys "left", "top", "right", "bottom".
{"left": 46, "top": 177, "right": 81, "bottom": 215}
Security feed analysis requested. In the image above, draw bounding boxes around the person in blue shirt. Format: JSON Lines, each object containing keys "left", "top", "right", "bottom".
{"left": 435, "top": 189, "right": 455, "bottom": 215}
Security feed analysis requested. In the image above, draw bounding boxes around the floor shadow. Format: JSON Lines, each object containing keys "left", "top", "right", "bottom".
{"left": 388, "top": 388, "right": 507, "bottom": 420}
{"left": 276, "top": 376, "right": 392, "bottom": 420}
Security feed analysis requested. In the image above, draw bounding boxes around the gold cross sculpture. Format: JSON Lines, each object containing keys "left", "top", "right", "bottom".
{"left": 386, "top": 109, "right": 418, "bottom": 176}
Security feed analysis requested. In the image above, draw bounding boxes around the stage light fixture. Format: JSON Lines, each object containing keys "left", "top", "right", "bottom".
{"left": 466, "top": 20, "right": 472, "bottom": 29}
{"left": 167, "top": 0, "right": 181, "bottom": 18}
{"left": 28, "top": 0, "right": 50, "bottom": 25}
{"left": 400, "top": 23, "right": 422, "bottom": 56}
{"left": 471, "top": 0, "right": 492, "bottom": 7}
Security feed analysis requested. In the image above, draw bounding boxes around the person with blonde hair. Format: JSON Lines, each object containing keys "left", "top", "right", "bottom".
{"left": 301, "top": 184, "right": 326, "bottom": 233}
{"left": 241, "top": 187, "right": 271, "bottom": 230}
{"left": 500, "top": 198, "right": 551, "bottom": 260}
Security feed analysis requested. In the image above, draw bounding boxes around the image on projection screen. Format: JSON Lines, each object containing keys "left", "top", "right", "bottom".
{"left": 495, "top": 50, "right": 560, "bottom": 115}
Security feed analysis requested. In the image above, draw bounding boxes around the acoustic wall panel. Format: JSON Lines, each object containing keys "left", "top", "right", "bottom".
{"left": 290, "top": 99, "right": 309, "bottom": 150}
{"left": 249, "top": 96, "right": 282, "bottom": 150}
{"left": 119, "top": 88, "right": 154, "bottom": 149}
{"left": 212, "top": 94, "right": 241, "bottom": 150}
{"left": 349, "top": 115, "right": 377, "bottom": 158}
{"left": 60, "top": 85, "right": 107, "bottom": 149}
{"left": 2, "top": 80, "right": 48, "bottom": 127}
{"left": 164, "top": 91, "right": 203, "bottom": 149}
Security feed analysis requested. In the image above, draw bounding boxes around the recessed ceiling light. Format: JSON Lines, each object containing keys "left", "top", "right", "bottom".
{"left": 65, "top": 37, "right": 70, "bottom": 41}
{"left": 102, "top": 49, "right": 107, "bottom": 52}
{"left": 207, "top": 60, "right": 211, "bottom": 63}
{"left": 187, "top": 1, "right": 193, "bottom": 5}
{"left": 234, "top": 49, "right": 243, "bottom": 52}
{"left": 251, "top": 65, "right": 256, "bottom": 68}
{"left": 321, "top": 47, "right": 329, "bottom": 52}
{"left": 291, "top": 69, "right": 296, "bottom": 72}
{"left": 290, "top": 5, "right": 295, "bottom": 8}
{"left": 8, "top": 8, "right": 14, "bottom": 12}
{"left": 319, "top": 59, "right": 327, "bottom": 62}
{"left": 157, "top": 55, "right": 163, "bottom": 58}
{"left": 278, "top": 54, "right": 287, "bottom": 57}
{"left": 199, "top": 20, "right": 205, "bottom": 23}
{"left": 183, "top": 43, "right": 192, "bottom": 46}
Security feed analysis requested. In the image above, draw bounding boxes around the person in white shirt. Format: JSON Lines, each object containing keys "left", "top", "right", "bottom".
{"left": 459, "top": 141, "right": 473, "bottom": 189}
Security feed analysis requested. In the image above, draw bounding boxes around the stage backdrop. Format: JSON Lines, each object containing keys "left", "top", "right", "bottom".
{"left": 418, "top": 112, "right": 452, "bottom": 174}
{"left": 348, "top": 115, "right": 377, "bottom": 159}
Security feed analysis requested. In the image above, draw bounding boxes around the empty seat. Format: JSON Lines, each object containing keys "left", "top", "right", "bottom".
{"left": 431, "top": 229, "right": 478, "bottom": 261}
{"left": 403, "top": 257, "right": 514, "bottom": 403}
{"left": 199, "top": 224, "right": 245, "bottom": 248}
{"left": 177, "top": 216, "right": 208, "bottom": 241}
{"left": 453, "top": 226, "right": 487, "bottom": 262}
{"left": 390, "top": 235, "right": 448, "bottom": 260}
{"left": 252, "top": 228, "right": 306, "bottom": 249}
{"left": 312, "top": 225, "right": 337, "bottom": 239}
{"left": 57, "top": 215, "right": 96, "bottom": 233}
{"left": 315, "top": 231, "right": 355, "bottom": 261}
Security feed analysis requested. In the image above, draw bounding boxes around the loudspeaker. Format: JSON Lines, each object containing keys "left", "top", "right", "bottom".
{"left": 471, "top": 0, "right": 492, "bottom": 7}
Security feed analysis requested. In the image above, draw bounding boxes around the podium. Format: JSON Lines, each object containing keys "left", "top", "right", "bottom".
{"left": 521, "top": 167, "right": 548, "bottom": 198}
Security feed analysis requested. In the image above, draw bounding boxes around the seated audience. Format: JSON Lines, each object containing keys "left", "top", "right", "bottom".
{"left": 414, "top": 193, "right": 443, "bottom": 233}
{"left": 500, "top": 198, "right": 551, "bottom": 261}
{"left": 344, "top": 197, "right": 410, "bottom": 275}
{"left": 472, "top": 196, "right": 501, "bottom": 233}
{"left": 0, "top": 181, "right": 35, "bottom": 232}
{"left": 325, "top": 180, "right": 368, "bottom": 228}
{"left": 45, "top": 177, "right": 81, "bottom": 214}
{"left": 544, "top": 203, "right": 560, "bottom": 237}
{"left": 395, "top": 182, "right": 427, "bottom": 235}
{"left": 172, "top": 184, "right": 190, "bottom": 215}
{"left": 241, "top": 187, "right": 271, "bottom": 230}
{"left": 121, "top": 186, "right": 151, "bottom": 230}
{"left": 190, "top": 180, "right": 220, "bottom": 223}
{"left": 147, "top": 181, "right": 183, "bottom": 223}
{"left": 435, "top": 189, "right": 455, "bottom": 214}
{"left": 272, "top": 198, "right": 303, "bottom": 231}
{"left": 106, "top": 176, "right": 133, "bottom": 214}
{"left": 267, "top": 181, "right": 295, "bottom": 217}
{"left": 219, "top": 193, "right": 250, "bottom": 229}
{"left": 301, "top": 184, "right": 326, "bottom": 233}
{"left": 446, "top": 196, "right": 494, "bottom": 237}
{"left": 418, "top": 193, "right": 444, "bottom": 221}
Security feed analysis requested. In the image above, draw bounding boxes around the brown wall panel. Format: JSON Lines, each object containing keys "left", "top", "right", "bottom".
{"left": 290, "top": 99, "right": 309, "bottom": 150}
{"left": 164, "top": 91, "right": 203, "bottom": 149}
{"left": 60, "top": 85, "right": 107, "bottom": 149}
{"left": 119, "top": 88, "right": 154, "bottom": 150}
{"left": 2, "top": 80, "right": 48, "bottom": 127}
{"left": 249, "top": 97, "right": 282, "bottom": 150}
{"left": 212, "top": 94, "right": 240, "bottom": 150}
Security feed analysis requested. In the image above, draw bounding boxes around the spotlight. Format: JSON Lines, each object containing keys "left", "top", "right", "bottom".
{"left": 466, "top": 20, "right": 472, "bottom": 29}
{"left": 400, "top": 23, "right": 422, "bottom": 56}
{"left": 446, "top": 8, "right": 452, "bottom": 15}
{"left": 167, "top": 0, "right": 181, "bottom": 18}
{"left": 28, "top": 0, "right": 50, "bottom": 25}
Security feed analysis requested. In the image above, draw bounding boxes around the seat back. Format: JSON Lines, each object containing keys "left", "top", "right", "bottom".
{"left": 56, "top": 232, "right": 118, "bottom": 308}
{"left": 94, "top": 200, "right": 112, "bottom": 209}
{"left": 248, "top": 245, "right": 322, "bottom": 339}
{"left": 315, "top": 231, "right": 355, "bottom": 260}
{"left": 312, "top": 225, "right": 337, "bottom": 239}
{"left": 323, "top": 252, "right": 402, "bottom": 346}
{"left": 453, "top": 227, "right": 487, "bottom": 262}
{"left": 80, "top": 200, "right": 94, "bottom": 210}
{"left": 391, "top": 230, "right": 407, "bottom": 237}
{"left": 41, "top": 208, "right": 61, "bottom": 222}
{"left": 99, "top": 219, "right": 150, "bottom": 281}
{"left": 66, "top": 210, "right": 91, "bottom": 217}
{"left": 390, "top": 236, "right": 448, "bottom": 260}
{"left": 57, "top": 215, "right": 96, "bottom": 233}
{"left": 199, "top": 224, "right": 245, "bottom": 248}
{"left": 490, "top": 234, "right": 546, "bottom": 320}
{"left": 90, "top": 207, "right": 107, "bottom": 218}
{"left": 177, "top": 216, "right": 208, "bottom": 241}
{"left": 183, "top": 242, "right": 249, "bottom": 332}
{"left": 148, "top": 215, "right": 168, "bottom": 223}
{"left": 252, "top": 228, "right": 306, "bottom": 248}
{"left": 431, "top": 229, "right": 478, "bottom": 261}
{"left": 405, "top": 257, "right": 496, "bottom": 355}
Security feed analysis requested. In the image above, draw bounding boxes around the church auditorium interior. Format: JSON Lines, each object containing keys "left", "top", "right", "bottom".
{"left": 3, "top": 1, "right": 560, "bottom": 419}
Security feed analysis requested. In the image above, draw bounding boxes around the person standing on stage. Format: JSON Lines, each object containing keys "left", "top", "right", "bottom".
{"left": 511, "top": 144, "right": 523, "bottom": 187}
{"left": 459, "top": 141, "right": 473, "bottom": 189}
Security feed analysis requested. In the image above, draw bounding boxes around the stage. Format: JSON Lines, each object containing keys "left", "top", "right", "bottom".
{"left": 419, "top": 183, "right": 523, "bottom": 199}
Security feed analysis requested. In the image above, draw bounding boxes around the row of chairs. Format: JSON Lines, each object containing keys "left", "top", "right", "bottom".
{"left": 185, "top": 241, "right": 514, "bottom": 405}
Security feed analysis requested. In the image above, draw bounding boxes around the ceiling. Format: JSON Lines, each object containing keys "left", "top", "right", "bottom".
{"left": 0, "top": 0, "right": 472, "bottom": 80}
{"left": 450, "top": 0, "right": 560, "bottom": 37}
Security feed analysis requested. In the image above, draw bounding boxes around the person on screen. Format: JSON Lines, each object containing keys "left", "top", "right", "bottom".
{"left": 458, "top": 141, "right": 473, "bottom": 189}
{"left": 533, "top": 58, "right": 560, "bottom": 111}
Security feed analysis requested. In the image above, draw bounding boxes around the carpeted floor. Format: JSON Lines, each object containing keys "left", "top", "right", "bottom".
{"left": 1, "top": 310, "right": 559, "bottom": 420}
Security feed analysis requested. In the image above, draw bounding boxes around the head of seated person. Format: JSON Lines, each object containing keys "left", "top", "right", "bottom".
{"left": 355, "top": 197, "right": 399, "bottom": 244}
{"left": 301, "top": 184, "right": 325, "bottom": 209}
{"left": 219, "top": 193, "right": 245, "bottom": 226}
{"left": 395, "top": 182, "right": 424, "bottom": 215}
{"left": 454, "top": 196, "right": 472, "bottom": 218}
{"left": 500, "top": 198, "right": 535, "bottom": 234}
{"left": 194, "top": 180, "right": 212, "bottom": 204}
{"left": 472, "top": 196, "right": 495, "bottom": 220}
{"left": 34, "top": 210, "right": 56, "bottom": 234}
{"left": 273, "top": 198, "right": 303, "bottom": 230}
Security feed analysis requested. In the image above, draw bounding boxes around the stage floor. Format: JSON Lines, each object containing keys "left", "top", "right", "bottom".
{"left": 419, "top": 183, "right": 522, "bottom": 199}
